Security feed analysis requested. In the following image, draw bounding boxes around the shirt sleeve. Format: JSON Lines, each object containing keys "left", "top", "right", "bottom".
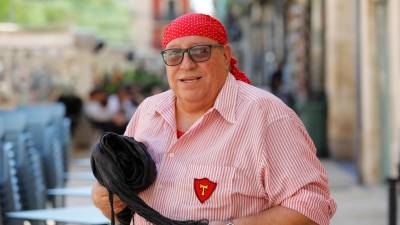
{"left": 261, "top": 114, "right": 336, "bottom": 225}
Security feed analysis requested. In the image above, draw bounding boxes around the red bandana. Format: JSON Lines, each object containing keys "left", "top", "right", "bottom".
{"left": 162, "top": 13, "right": 251, "bottom": 84}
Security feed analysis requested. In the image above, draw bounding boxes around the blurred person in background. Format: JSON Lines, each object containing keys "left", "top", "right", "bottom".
{"left": 269, "top": 62, "right": 294, "bottom": 109}
{"left": 125, "top": 84, "right": 141, "bottom": 107}
{"left": 92, "top": 13, "right": 336, "bottom": 225}
{"left": 107, "top": 85, "right": 137, "bottom": 125}
{"left": 150, "top": 86, "right": 165, "bottom": 96}
{"left": 57, "top": 93, "right": 83, "bottom": 135}
{"left": 84, "top": 87, "right": 126, "bottom": 134}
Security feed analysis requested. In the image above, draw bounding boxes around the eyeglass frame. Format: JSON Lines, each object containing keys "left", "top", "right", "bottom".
{"left": 160, "top": 44, "right": 224, "bottom": 66}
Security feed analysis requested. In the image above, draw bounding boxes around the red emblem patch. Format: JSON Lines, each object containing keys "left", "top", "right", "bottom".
{"left": 194, "top": 178, "right": 217, "bottom": 203}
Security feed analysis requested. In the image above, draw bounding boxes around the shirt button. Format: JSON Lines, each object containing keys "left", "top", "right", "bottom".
{"left": 168, "top": 152, "right": 175, "bottom": 158}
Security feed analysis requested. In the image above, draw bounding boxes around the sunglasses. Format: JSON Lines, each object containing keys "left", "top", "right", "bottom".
{"left": 161, "top": 44, "right": 224, "bottom": 66}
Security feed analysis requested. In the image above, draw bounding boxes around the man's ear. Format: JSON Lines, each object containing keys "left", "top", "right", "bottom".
{"left": 223, "top": 44, "right": 232, "bottom": 66}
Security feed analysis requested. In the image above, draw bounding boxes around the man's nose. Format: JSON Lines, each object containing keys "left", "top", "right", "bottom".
{"left": 180, "top": 52, "right": 196, "bottom": 70}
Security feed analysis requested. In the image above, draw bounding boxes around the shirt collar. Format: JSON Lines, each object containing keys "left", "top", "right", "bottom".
{"left": 154, "top": 90, "right": 176, "bottom": 129}
{"left": 154, "top": 73, "right": 239, "bottom": 124}
{"left": 213, "top": 73, "right": 238, "bottom": 124}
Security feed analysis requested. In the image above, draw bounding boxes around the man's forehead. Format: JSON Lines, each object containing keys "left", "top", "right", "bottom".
{"left": 165, "top": 36, "right": 219, "bottom": 48}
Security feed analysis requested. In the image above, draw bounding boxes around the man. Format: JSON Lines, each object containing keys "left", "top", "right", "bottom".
{"left": 92, "top": 13, "right": 336, "bottom": 225}
{"left": 84, "top": 87, "right": 127, "bottom": 134}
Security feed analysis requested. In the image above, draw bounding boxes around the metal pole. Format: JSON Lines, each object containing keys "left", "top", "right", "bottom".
{"left": 387, "top": 0, "right": 400, "bottom": 224}
{"left": 353, "top": 0, "right": 363, "bottom": 185}
{"left": 388, "top": 178, "right": 398, "bottom": 225}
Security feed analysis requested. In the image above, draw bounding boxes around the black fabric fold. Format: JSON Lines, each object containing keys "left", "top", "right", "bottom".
{"left": 91, "top": 132, "right": 208, "bottom": 225}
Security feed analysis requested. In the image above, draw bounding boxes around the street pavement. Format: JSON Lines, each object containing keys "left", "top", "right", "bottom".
{"left": 323, "top": 160, "right": 389, "bottom": 225}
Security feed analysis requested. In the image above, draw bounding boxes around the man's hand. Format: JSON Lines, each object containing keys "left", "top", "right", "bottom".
{"left": 91, "top": 181, "right": 127, "bottom": 219}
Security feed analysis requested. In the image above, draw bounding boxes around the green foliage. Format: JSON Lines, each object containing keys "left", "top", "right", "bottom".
{"left": 0, "top": 0, "right": 11, "bottom": 21}
{"left": 0, "top": 0, "right": 132, "bottom": 43}
{"left": 124, "top": 69, "right": 168, "bottom": 96}
{"left": 101, "top": 69, "right": 168, "bottom": 97}
{"left": 69, "top": 0, "right": 132, "bottom": 42}
{"left": 10, "top": 1, "right": 68, "bottom": 28}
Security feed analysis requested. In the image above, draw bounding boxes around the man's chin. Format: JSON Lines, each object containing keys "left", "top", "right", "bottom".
{"left": 177, "top": 93, "right": 205, "bottom": 103}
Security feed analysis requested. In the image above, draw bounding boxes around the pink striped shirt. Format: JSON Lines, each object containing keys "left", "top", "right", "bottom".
{"left": 125, "top": 74, "right": 336, "bottom": 225}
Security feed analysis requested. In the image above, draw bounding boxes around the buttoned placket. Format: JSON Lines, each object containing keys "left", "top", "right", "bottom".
{"left": 154, "top": 108, "right": 215, "bottom": 190}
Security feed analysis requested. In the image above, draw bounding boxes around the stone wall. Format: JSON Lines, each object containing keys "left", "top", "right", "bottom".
{"left": 0, "top": 29, "right": 136, "bottom": 108}
{"left": 325, "top": 0, "right": 357, "bottom": 159}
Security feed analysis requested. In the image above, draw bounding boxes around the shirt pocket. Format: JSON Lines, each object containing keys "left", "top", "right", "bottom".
{"left": 178, "top": 164, "right": 236, "bottom": 221}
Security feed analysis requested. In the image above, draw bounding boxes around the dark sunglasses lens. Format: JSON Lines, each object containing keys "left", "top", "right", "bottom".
{"left": 163, "top": 49, "right": 183, "bottom": 65}
{"left": 190, "top": 46, "right": 211, "bottom": 62}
